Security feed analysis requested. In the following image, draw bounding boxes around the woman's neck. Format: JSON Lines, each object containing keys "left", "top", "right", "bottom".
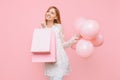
{"left": 46, "top": 20, "right": 54, "bottom": 28}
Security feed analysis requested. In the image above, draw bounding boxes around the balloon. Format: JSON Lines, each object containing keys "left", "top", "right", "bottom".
{"left": 74, "top": 17, "right": 87, "bottom": 33}
{"left": 80, "top": 20, "right": 100, "bottom": 40}
{"left": 91, "top": 34, "right": 104, "bottom": 47}
{"left": 76, "top": 39, "right": 94, "bottom": 58}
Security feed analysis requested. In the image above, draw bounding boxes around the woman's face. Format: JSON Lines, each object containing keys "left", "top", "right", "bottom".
{"left": 45, "top": 8, "right": 57, "bottom": 21}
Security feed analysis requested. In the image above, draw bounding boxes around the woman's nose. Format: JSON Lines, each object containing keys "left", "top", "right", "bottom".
{"left": 47, "top": 13, "right": 50, "bottom": 16}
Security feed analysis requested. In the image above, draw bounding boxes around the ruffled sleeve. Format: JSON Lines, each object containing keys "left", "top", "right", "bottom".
{"left": 57, "top": 24, "right": 77, "bottom": 49}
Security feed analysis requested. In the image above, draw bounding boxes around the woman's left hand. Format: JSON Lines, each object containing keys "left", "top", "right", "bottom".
{"left": 71, "top": 34, "right": 81, "bottom": 49}
{"left": 73, "top": 34, "right": 81, "bottom": 41}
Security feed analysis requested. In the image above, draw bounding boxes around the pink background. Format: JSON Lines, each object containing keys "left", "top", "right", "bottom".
{"left": 0, "top": 0, "right": 120, "bottom": 80}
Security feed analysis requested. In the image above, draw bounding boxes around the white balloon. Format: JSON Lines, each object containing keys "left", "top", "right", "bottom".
{"left": 74, "top": 17, "right": 87, "bottom": 33}
{"left": 76, "top": 39, "right": 94, "bottom": 58}
{"left": 80, "top": 20, "right": 100, "bottom": 40}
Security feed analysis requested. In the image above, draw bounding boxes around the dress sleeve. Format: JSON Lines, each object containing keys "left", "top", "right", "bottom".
{"left": 59, "top": 24, "right": 77, "bottom": 49}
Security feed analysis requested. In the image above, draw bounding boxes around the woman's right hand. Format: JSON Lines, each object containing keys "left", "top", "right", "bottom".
{"left": 41, "top": 22, "right": 46, "bottom": 28}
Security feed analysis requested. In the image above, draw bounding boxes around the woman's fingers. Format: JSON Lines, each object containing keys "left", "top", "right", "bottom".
{"left": 74, "top": 35, "right": 80, "bottom": 40}
{"left": 41, "top": 22, "right": 46, "bottom": 28}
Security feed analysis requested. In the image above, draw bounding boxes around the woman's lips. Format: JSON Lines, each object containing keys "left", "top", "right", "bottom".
{"left": 46, "top": 15, "right": 51, "bottom": 18}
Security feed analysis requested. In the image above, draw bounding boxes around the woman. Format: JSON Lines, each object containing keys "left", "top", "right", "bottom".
{"left": 41, "top": 6, "right": 80, "bottom": 80}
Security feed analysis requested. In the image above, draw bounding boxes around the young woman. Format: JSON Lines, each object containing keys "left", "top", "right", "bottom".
{"left": 41, "top": 6, "right": 80, "bottom": 80}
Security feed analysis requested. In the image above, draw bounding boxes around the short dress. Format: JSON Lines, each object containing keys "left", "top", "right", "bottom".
{"left": 44, "top": 24, "right": 76, "bottom": 77}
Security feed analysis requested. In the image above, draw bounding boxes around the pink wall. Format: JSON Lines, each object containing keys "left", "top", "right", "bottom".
{"left": 0, "top": 0, "right": 120, "bottom": 80}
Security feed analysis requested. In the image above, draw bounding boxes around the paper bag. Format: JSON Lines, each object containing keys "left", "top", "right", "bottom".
{"left": 30, "top": 28, "right": 56, "bottom": 62}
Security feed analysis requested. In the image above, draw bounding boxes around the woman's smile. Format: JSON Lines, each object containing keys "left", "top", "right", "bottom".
{"left": 46, "top": 14, "right": 51, "bottom": 19}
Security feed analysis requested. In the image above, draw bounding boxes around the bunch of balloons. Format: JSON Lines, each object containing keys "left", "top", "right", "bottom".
{"left": 72, "top": 17, "right": 104, "bottom": 58}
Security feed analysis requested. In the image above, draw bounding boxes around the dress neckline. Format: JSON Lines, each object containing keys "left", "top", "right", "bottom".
{"left": 46, "top": 24, "right": 57, "bottom": 28}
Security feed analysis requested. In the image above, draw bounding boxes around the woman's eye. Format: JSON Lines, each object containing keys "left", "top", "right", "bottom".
{"left": 51, "top": 12, "right": 54, "bottom": 14}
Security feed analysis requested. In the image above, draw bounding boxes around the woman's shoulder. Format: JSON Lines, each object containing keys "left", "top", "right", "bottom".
{"left": 54, "top": 23, "right": 62, "bottom": 29}
{"left": 54, "top": 23, "right": 62, "bottom": 27}
{"left": 54, "top": 23, "right": 64, "bottom": 33}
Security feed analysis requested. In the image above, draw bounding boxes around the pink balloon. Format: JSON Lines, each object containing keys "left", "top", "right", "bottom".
{"left": 76, "top": 39, "right": 94, "bottom": 58}
{"left": 91, "top": 34, "right": 104, "bottom": 47}
{"left": 74, "top": 17, "right": 87, "bottom": 33}
{"left": 80, "top": 20, "right": 100, "bottom": 40}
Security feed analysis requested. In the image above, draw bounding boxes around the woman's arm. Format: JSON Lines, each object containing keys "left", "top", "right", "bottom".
{"left": 59, "top": 25, "right": 80, "bottom": 49}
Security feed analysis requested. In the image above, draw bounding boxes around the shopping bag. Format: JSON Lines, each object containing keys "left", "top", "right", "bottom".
{"left": 30, "top": 28, "right": 56, "bottom": 62}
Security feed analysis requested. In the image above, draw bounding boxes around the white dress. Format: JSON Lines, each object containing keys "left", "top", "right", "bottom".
{"left": 44, "top": 24, "right": 76, "bottom": 77}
